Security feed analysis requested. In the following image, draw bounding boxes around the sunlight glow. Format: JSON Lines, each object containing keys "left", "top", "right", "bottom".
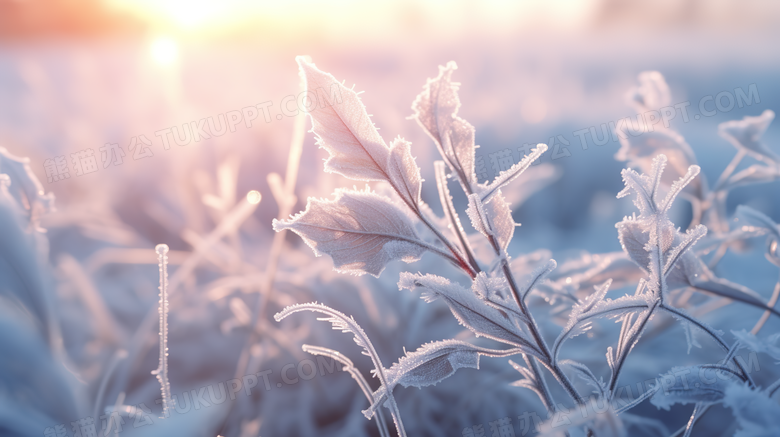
{"left": 246, "top": 190, "right": 262, "bottom": 205}
{"left": 107, "top": 0, "right": 600, "bottom": 41}
{"left": 149, "top": 37, "right": 178, "bottom": 66}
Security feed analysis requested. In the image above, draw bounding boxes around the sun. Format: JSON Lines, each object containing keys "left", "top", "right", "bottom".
{"left": 149, "top": 37, "right": 178, "bottom": 66}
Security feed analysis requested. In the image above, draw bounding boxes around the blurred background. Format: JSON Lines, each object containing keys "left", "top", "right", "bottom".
{"left": 1, "top": 1, "right": 779, "bottom": 436}
{"left": 2, "top": 0, "right": 779, "bottom": 252}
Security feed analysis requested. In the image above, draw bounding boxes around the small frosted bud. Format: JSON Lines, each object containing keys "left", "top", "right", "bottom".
{"left": 155, "top": 244, "right": 169, "bottom": 255}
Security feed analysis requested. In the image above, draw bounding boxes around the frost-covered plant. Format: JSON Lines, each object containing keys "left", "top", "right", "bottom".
{"left": 274, "top": 59, "right": 780, "bottom": 436}
{"left": 152, "top": 243, "right": 173, "bottom": 417}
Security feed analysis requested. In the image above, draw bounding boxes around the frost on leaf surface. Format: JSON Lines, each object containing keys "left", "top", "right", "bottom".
{"left": 386, "top": 137, "right": 422, "bottom": 208}
{"left": 553, "top": 280, "right": 652, "bottom": 361}
{"left": 650, "top": 365, "right": 738, "bottom": 410}
{"left": 399, "top": 273, "right": 538, "bottom": 354}
{"left": 718, "top": 110, "right": 778, "bottom": 164}
{"left": 385, "top": 340, "right": 483, "bottom": 389}
{"left": 466, "top": 192, "right": 514, "bottom": 252}
{"left": 274, "top": 303, "right": 376, "bottom": 361}
{"left": 560, "top": 360, "right": 607, "bottom": 398}
{"left": 726, "top": 164, "right": 780, "bottom": 190}
{"left": 736, "top": 205, "right": 780, "bottom": 243}
{"left": 616, "top": 155, "right": 706, "bottom": 295}
{"left": 273, "top": 188, "right": 426, "bottom": 276}
{"left": 296, "top": 57, "right": 390, "bottom": 182}
{"left": 618, "top": 199, "right": 775, "bottom": 313}
{"left": 731, "top": 330, "right": 780, "bottom": 361}
{"left": 480, "top": 144, "right": 547, "bottom": 203}
{"left": 615, "top": 129, "right": 702, "bottom": 201}
{"left": 723, "top": 383, "right": 780, "bottom": 437}
{"left": 617, "top": 72, "right": 702, "bottom": 200}
{"left": 0, "top": 147, "right": 54, "bottom": 231}
{"left": 626, "top": 71, "right": 671, "bottom": 113}
{"left": 367, "top": 340, "right": 520, "bottom": 420}
{"left": 411, "top": 61, "right": 476, "bottom": 189}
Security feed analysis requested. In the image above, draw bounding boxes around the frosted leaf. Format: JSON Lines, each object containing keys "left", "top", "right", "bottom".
{"left": 726, "top": 164, "right": 780, "bottom": 190}
{"left": 735, "top": 205, "right": 780, "bottom": 242}
{"left": 616, "top": 130, "right": 703, "bottom": 203}
{"left": 411, "top": 61, "right": 476, "bottom": 188}
{"left": 731, "top": 330, "right": 780, "bottom": 362}
{"left": 275, "top": 302, "right": 403, "bottom": 427}
{"left": 500, "top": 163, "right": 561, "bottom": 208}
{"left": 0, "top": 147, "right": 55, "bottom": 231}
{"left": 386, "top": 137, "right": 422, "bottom": 208}
{"left": 399, "top": 273, "right": 539, "bottom": 354}
{"left": 471, "top": 271, "right": 510, "bottom": 300}
{"left": 557, "top": 280, "right": 611, "bottom": 346}
{"left": 617, "top": 212, "right": 775, "bottom": 314}
{"left": 617, "top": 155, "right": 667, "bottom": 215}
{"left": 433, "top": 161, "right": 474, "bottom": 257}
{"left": 366, "top": 340, "right": 520, "bottom": 419}
{"left": 471, "top": 271, "right": 529, "bottom": 324}
{"left": 723, "top": 382, "right": 780, "bottom": 437}
{"left": 665, "top": 242, "right": 779, "bottom": 316}
{"left": 617, "top": 156, "right": 708, "bottom": 299}
{"left": 662, "top": 224, "right": 707, "bottom": 277}
{"left": 671, "top": 311, "right": 703, "bottom": 354}
{"left": 560, "top": 360, "right": 607, "bottom": 398}
{"left": 664, "top": 303, "right": 726, "bottom": 355}
{"left": 626, "top": 71, "right": 671, "bottom": 113}
{"left": 466, "top": 192, "right": 514, "bottom": 252}
{"left": 274, "top": 302, "right": 379, "bottom": 372}
{"left": 515, "top": 259, "right": 558, "bottom": 302}
{"left": 658, "top": 164, "right": 700, "bottom": 213}
{"left": 737, "top": 206, "right": 780, "bottom": 264}
{"left": 387, "top": 340, "right": 485, "bottom": 388}
{"left": 691, "top": 275, "right": 780, "bottom": 318}
{"left": 616, "top": 219, "right": 652, "bottom": 272}
{"left": 296, "top": 57, "right": 390, "bottom": 181}
{"left": 302, "top": 343, "right": 387, "bottom": 430}
{"left": 509, "top": 249, "right": 553, "bottom": 275}
{"left": 553, "top": 280, "right": 652, "bottom": 361}
{"left": 508, "top": 358, "right": 545, "bottom": 401}
{"left": 650, "top": 365, "right": 738, "bottom": 410}
{"left": 615, "top": 115, "right": 702, "bottom": 200}
{"left": 466, "top": 193, "right": 489, "bottom": 237}
{"left": 537, "top": 397, "right": 626, "bottom": 437}
{"left": 273, "top": 187, "right": 426, "bottom": 277}
{"left": 547, "top": 252, "right": 644, "bottom": 298}
{"left": 718, "top": 110, "right": 778, "bottom": 164}
{"left": 486, "top": 192, "right": 515, "bottom": 252}
{"left": 480, "top": 144, "right": 548, "bottom": 203}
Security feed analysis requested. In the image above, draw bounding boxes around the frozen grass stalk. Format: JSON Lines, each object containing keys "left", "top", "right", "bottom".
{"left": 152, "top": 243, "right": 173, "bottom": 417}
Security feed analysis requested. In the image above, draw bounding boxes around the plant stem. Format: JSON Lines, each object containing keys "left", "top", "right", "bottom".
{"left": 498, "top": 252, "right": 582, "bottom": 404}
{"left": 712, "top": 149, "right": 746, "bottom": 193}
{"left": 660, "top": 304, "right": 755, "bottom": 387}
{"left": 751, "top": 271, "right": 780, "bottom": 334}
{"left": 152, "top": 244, "right": 173, "bottom": 417}
{"left": 434, "top": 161, "right": 481, "bottom": 273}
{"left": 608, "top": 300, "right": 660, "bottom": 395}
{"left": 525, "top": 354, "right": 555, "bottom": 412}
{"left": 417, "top": 212, "right": 477, "bottom": 277}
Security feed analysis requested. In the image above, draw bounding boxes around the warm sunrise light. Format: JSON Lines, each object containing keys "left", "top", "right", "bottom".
{"left": 149, "top": 37, "right": 178, "bottom": 66}
{"left": 106, "top": 0, "right": 599, "bottom": 41}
